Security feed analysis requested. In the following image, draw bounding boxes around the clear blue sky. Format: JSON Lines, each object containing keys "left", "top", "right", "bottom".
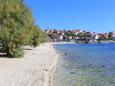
{"left": 25, "top": 0, "right": 115, "bottom": 32}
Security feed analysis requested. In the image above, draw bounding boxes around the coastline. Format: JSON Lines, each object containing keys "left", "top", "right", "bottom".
{"left": 50, "top": 41, "right": 76, "bottom": 44}
{"left": 43, "top": 44, "right": 59, "bottom": 86}
{"left": 0, "top": 43, "right": 59, "bottom": 86}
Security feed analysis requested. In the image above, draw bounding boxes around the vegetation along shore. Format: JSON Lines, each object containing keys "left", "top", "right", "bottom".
{"left": 0, "top": 0, "right": 47, "bottom": 58}
{"left": 0, "top": 0, "right": 59, "bottom": 86}
{"left": 0, "top": 0, "right": 115, "bottom": 86}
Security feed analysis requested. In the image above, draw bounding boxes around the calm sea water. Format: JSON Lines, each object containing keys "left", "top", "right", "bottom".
{"left": 53, "top": 43, "right": 115, "bottom": 86}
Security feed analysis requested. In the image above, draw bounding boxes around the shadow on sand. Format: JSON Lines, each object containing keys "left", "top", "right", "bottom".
{"left": 0, "top": 53, "right": 9, "bottom": 58}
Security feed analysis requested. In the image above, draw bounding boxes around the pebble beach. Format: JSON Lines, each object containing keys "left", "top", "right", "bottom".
{"left": 0, "top": 43, "right": 59, "bottom": 86}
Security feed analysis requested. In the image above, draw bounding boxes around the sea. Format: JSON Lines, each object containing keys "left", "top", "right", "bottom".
{"left": 53, "top": 43, "right": 115, "bottom": 86}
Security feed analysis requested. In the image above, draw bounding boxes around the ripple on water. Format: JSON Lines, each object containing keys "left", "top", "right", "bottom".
{"left": 53, "top": 44, "right": 115, "bottom": 86}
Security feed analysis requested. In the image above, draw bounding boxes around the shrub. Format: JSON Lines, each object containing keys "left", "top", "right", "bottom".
{"left": 0, "top": 0, "right": 47, "bottom": 57}
{"left": 0, "top": 0, "right": 34, "bottom": 57}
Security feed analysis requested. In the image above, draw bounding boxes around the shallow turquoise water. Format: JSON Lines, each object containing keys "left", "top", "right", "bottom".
{"left": 53, "top": 43, "right": 115, "bottom": 86}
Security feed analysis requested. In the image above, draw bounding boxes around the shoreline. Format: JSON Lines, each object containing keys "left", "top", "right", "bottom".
{"left": 50, "top": 41, "right": 76, "bottom": 44}
{"left": 0, "top": 43, "right": 59, "bottom": 86}
{"left": 43, "top": 44, "right": 59, "bottom": 86}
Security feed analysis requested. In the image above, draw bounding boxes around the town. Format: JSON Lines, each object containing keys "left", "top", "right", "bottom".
{"left": 45, "top": 29, "right": 115, "bottom": 43}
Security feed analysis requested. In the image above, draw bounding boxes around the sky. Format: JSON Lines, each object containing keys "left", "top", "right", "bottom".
{"left": 24, "top": 0, "right": 115, "bottom": 33}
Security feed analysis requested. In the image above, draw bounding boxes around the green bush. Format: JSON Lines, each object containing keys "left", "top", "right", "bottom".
{"left": 31, "top": 26, "right": 47, "bottom": 47}
{"left": 31, "top": 26, "right": 40, "bottom": 47}
{"left": 0, "top": 0, "right": 47, "bottom": 57}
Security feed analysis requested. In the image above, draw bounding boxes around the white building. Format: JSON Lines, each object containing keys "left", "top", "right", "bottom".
{"left": 60, "top": 35, "right": 63, "bottom": 40}
{"left": 112, "top": 32, "right": 115, "bottom": 37}
{"left": 95, "top": 34, "right": 99, "bottom": 40}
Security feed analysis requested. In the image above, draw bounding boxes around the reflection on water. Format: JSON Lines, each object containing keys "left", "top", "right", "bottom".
{"left": 53, "top": 43, "right": 115, "bottom": 86}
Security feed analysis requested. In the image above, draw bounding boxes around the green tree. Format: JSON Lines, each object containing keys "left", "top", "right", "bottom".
{"left": 0, "top": 0, "right": 34, "bottom": 57}
{"left": 31, "top": 26, "right": 40, "bottom": 47}
{"left": 31, "top": 26, "right": 47, "bottom": 47}
{"left": 65, "top": 30, "right": 76, "bottom": 37}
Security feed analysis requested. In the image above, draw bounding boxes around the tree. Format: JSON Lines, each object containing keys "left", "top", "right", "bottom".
{"left": 0, "top": 0, "right": 34, "bottom": 57}
{"left": 31, "top": 26, "right": 41, "bottom": 47}
{"left": 65, "top": 30, "right": 76, "bottom": 37}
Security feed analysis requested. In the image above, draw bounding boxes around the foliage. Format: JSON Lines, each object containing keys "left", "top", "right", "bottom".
{"left": 77, "top": 32, "right": 92, "bottom": 41}
{"left": 31, "top": 26, "right": 41, "bottom": 47}
{"left": 65, "top": 30, "right": 76, "bottom": 37}
{"left": 0, "top": 0, "right": 47, "bottom": 57}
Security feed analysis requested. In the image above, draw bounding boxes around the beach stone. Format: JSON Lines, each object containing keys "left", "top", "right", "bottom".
{"left": 0, "top": 43, "right": 58, "bottom": 86}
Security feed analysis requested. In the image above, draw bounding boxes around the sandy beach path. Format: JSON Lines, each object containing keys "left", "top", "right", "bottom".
{"left": 0, "top": 43, "right": 58, "bottom": 86}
